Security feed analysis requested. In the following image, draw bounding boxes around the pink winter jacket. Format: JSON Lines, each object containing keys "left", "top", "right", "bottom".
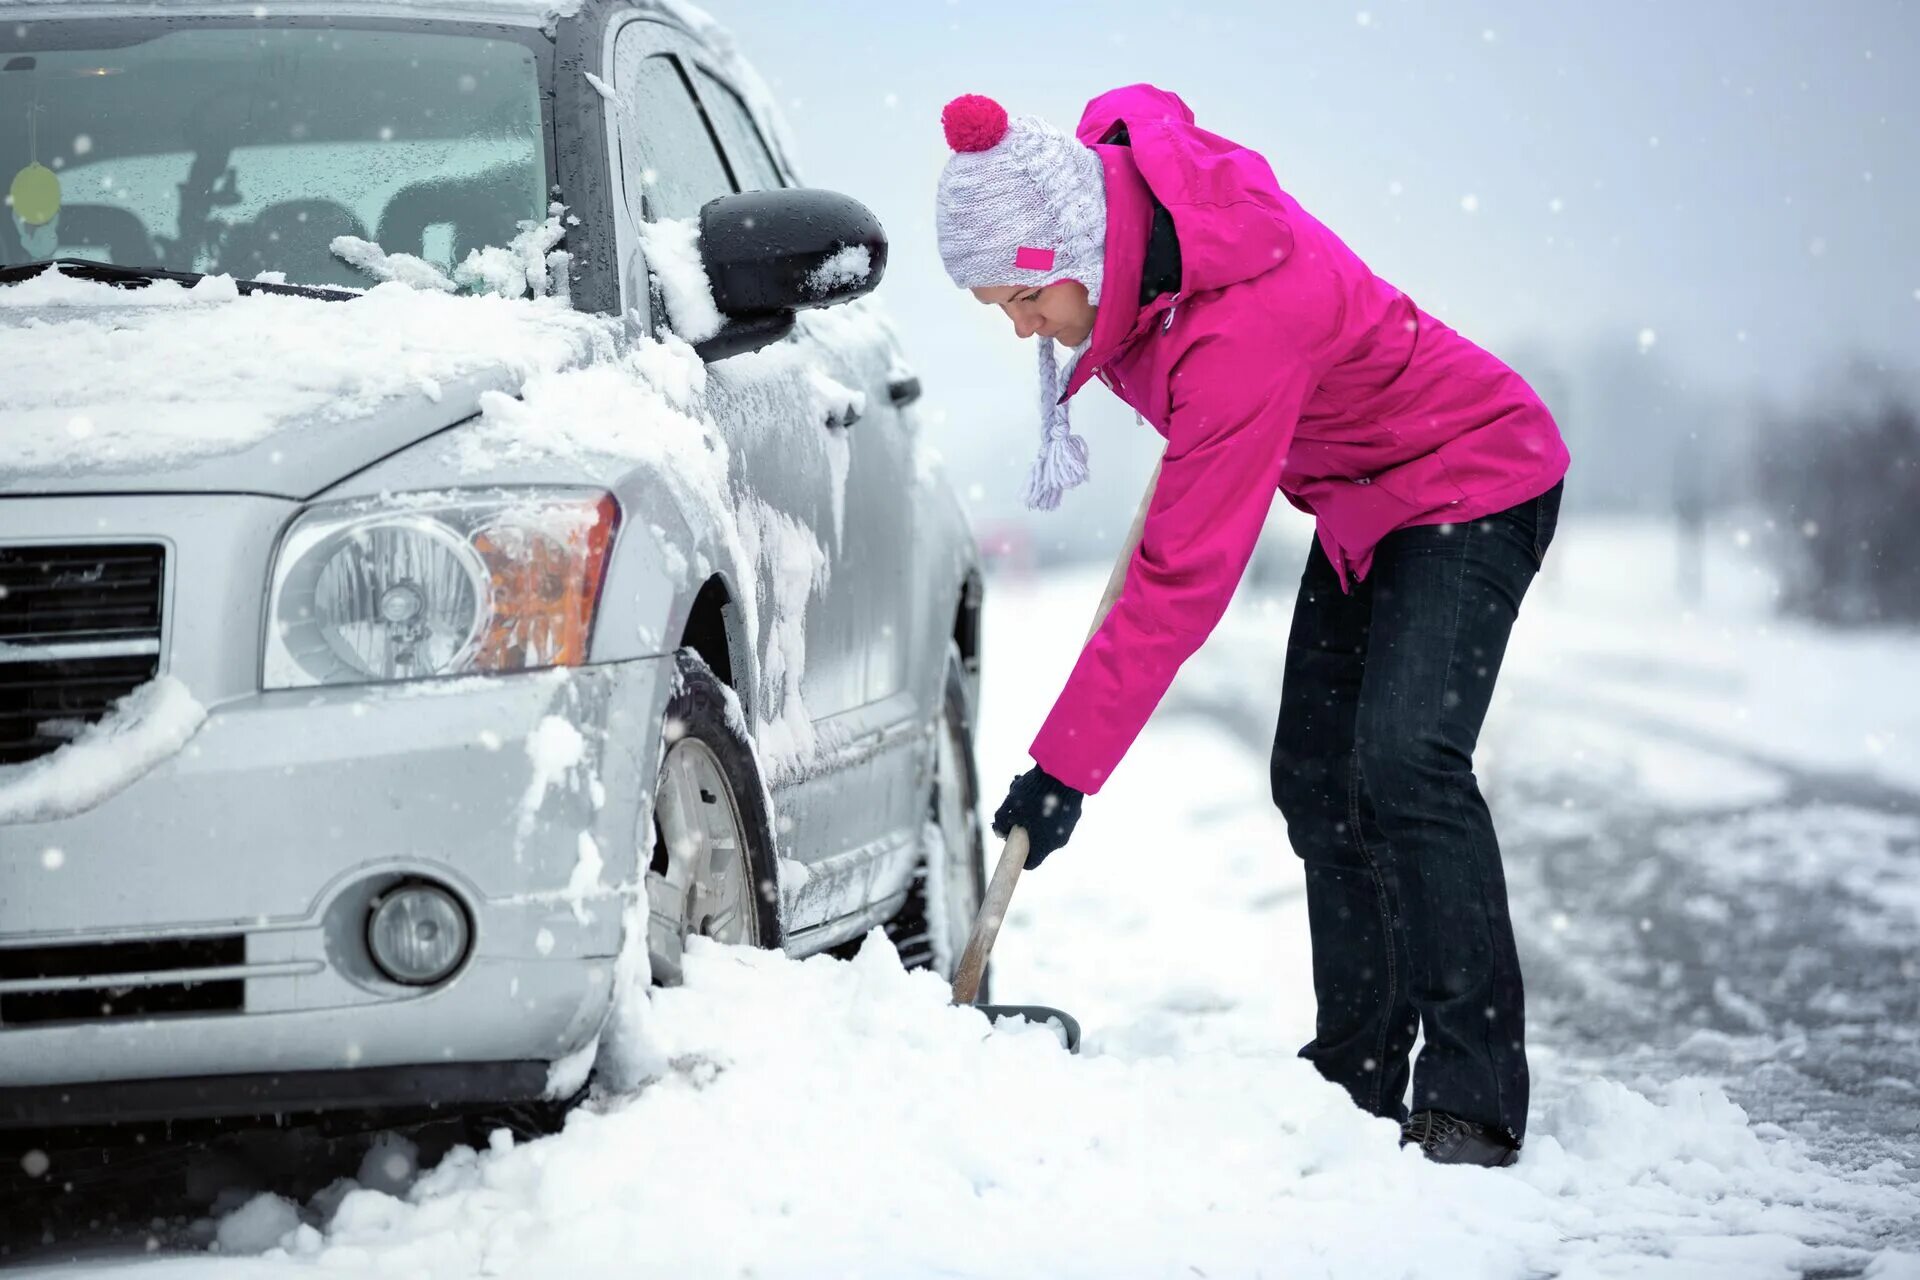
{"left": 1028, "top": 84, "right": 1570, "bottom": 796}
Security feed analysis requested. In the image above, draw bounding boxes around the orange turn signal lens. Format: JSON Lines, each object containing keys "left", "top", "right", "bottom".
{"left": 470, "top": 492, "right": 620, "bottom": 671}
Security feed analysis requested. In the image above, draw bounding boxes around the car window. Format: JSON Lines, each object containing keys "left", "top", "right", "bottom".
{"left": 692, "top": 67, "right": 783, "bottom": 192}
{"left": 613, "top": 48, "right": 734, "bottom": 222}
{"left": 0, "top": 25, "right": 546, "bottom": 285}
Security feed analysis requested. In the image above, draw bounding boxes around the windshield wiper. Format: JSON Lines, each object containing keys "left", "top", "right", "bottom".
{"left": 0, "top": 258, "right": 359, "bottom": 302}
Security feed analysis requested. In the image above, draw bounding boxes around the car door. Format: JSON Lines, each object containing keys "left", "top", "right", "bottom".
{"left": 683, "top": 64, "right": 932, "bottom": 852}
{"left": 608, "top": 20, "right": 897, "bottom": 934}
{"left": 611, "top": 23, "right": 860, "bottom": 718}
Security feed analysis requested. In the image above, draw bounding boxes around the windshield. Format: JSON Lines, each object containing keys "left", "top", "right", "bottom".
{"left": 1, "top": 19, "right": 550, "bottom": 289}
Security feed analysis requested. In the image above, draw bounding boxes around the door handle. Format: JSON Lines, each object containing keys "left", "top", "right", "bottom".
{"left": 887, "top": 375, "right": 922, "bottom": 407}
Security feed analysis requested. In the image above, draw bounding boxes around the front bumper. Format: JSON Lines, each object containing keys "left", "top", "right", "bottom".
{"left": 0, "top": 1062, "right": 553, "bottom": 1132}
{"left": 0, "top": 658, "right": 672, "bottom": 1102}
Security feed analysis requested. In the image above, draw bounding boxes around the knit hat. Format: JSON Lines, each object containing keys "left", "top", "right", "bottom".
{"left": 935, "top": 94, "right": 1109, "bottom": 510}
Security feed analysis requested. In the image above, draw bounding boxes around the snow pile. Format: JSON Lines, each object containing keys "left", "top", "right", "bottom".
{"left": 213, "top": 1193, "right": 303, "bottom": 1258}
{"left": 190, "top": 928, "right": 1915, "bottom": 1278}
{"left": 329, "top": 237, "right": 458, "bottom": 293}
{"left": 636, "top": 216, "right": 724, "bottom": 344}
{"left": 1, "top": 271, "right": 615, "bottom": 476}
{"left": 803, "top": 244, "right": 872, "bottom": 297}
{"left": 0, "top": 675, "right": 205, "bottom": 823}
{"left": 448, "top": 204, "right": 571, "bottom": 302}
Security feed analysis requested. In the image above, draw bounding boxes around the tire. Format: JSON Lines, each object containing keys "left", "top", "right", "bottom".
{"left": 644, "top": 648, "right": 783, "bottom": 986}
{"left": 879, "top": 642, "right": 990, "bottom": 1002}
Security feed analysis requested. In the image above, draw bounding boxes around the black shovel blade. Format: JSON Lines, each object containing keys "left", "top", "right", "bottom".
{"left": 975, "top": 1003, "right": 1082, "bottom": 1054}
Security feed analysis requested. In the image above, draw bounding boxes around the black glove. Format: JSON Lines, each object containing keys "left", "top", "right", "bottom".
{"left": 991, "top": 765, "right": 1085, "bottom": 870}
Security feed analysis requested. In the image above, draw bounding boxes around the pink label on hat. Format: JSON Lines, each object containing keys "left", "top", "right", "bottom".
{"left": 1014, "top": 246, "right": 1056, "bottom": 271}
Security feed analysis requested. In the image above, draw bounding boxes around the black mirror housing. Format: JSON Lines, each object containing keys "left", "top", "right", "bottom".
{"left": 697, "top": 188, "right": 888, "bottom": 322}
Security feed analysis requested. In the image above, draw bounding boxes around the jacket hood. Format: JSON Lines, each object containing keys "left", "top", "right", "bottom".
{"left": 1075, "top": 84, "right": 1295, "bottom": 299}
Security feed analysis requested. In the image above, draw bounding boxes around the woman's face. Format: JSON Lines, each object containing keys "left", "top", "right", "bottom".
{"left": 970, "top": 281, "right": 1098, "bottom": 347}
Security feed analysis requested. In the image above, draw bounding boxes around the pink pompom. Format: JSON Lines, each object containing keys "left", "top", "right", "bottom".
{"left": 942, "top": 94, "right": 1009, "bottom": 153}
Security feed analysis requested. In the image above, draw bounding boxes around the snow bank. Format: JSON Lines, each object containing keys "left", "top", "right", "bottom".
{"left": 2, "top": 271, "right": 614, "bottom": 476}
{"left": 0, "top": 676, "right": 204, "bottom": 823}
{"left": 197, "top": 929, "right": 1915, "bottom": 1278}
{"left": 1504, "top": 514, "right": 1920, "bottom": 793}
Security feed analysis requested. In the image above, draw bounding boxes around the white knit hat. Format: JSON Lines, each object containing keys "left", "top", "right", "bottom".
{"left": 935, "top": 94, "right": 1108, "bottom": 510}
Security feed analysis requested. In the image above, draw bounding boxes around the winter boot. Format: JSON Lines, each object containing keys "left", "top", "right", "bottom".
{"left": 1400, "top": 1110, "right": 1519, "bottom": 1167}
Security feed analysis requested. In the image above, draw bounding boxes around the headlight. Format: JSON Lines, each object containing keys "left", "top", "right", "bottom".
{"left": 265, "top": 488, "right": 620, "bottom": 689}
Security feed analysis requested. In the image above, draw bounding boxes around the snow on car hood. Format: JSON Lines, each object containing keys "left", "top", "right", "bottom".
{"left": 0, "top": 270, "right": 619, "bottom": 499}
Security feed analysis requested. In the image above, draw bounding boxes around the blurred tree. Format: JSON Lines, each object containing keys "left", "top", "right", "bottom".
{"left": 1753, "top": 358, "right": 1920, "bottom": 625}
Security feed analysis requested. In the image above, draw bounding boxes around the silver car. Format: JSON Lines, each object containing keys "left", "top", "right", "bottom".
{"left": 0, "top": 0, "right": 988, "bottom": 1132}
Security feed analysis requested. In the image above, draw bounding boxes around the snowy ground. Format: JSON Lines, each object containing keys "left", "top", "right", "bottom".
{"left": 10, "top": 515, "right": 1920, "bottom": 1278}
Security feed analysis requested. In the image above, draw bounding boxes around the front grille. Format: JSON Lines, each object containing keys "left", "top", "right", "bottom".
{"left": 0, "top": 936, "right": 245, "bottom": 1027}
{"left": 0, "top": 543, "right": 165, "bottom": 765}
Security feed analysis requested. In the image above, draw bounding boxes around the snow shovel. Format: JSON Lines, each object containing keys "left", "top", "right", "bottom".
{"left": 950, "top": 824, "right": 1083, "bottom": 1053}
{"left": 947, "top": 457, "right": 1165, "bottom": 1056}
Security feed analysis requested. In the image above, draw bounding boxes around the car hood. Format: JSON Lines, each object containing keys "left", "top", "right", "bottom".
{"left": 0, "top": 272, "right": 617, "bottom": 499}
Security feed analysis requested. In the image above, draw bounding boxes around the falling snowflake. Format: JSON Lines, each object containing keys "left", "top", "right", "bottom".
{"left": 1460, "top": 194, "right": 1480, "bottom": 213}
{"left": 1637, "top": 327, "right": 1657, "bottom": 353}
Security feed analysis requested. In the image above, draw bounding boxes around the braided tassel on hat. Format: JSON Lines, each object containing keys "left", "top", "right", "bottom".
{"left": 1025, "top": 336, "right": 1091, "bottom": 510}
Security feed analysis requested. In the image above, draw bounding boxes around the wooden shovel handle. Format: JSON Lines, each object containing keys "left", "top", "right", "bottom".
{"left": 950, "top": 454, "right": 1163, "bottom": 1007}
{"left": 951, "top": 826, "right": 1027, "bottom": 1004}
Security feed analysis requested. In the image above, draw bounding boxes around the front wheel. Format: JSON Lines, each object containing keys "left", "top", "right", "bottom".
{"left": 644, "top": 649, "right": 783, "bottom": 986}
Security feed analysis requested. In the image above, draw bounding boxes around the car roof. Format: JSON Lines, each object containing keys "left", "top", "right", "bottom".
{"left": 3, "top": 0, "right": 577, "bottom": 26}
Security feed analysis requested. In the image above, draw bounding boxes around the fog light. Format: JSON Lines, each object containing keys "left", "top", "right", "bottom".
{"left": 367, "top": 884, "right": 470, "bottom": 986}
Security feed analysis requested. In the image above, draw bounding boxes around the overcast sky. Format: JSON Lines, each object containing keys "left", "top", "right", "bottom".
{"left": 716, "top": 0, "right": 1917, "bottom": 536}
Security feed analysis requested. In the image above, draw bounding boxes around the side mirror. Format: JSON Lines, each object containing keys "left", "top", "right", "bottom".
{"left": 693, "top": 188, "right": 888, "bottom": 361}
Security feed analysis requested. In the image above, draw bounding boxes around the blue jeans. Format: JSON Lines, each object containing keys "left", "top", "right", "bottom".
{"left": 1270, "top": 482, "right": 1561, "bottom": 1143}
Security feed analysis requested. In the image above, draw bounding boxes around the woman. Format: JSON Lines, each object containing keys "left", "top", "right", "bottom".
{"left": 935, "top": 87, "right": 1569, "bottom": 1167}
